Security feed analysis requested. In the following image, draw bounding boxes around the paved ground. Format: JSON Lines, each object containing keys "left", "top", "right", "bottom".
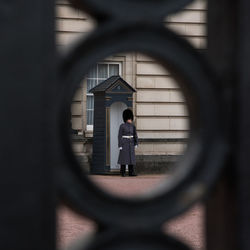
{"left": 57, "top": 175, "right": 204, "bottom": 249}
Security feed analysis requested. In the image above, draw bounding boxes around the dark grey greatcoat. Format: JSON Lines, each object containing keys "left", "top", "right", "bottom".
{"left": 117, "top": 122, "right": 138, "bottom": 165}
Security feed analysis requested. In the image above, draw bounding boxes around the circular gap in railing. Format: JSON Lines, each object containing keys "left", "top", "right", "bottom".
{"left": 58, "top": 22, "right": 226, "bottom": 229}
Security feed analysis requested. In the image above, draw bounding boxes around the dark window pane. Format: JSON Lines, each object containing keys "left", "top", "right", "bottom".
{"left": 109, "top": 64, "right": 119, "bottom": 76}
{"left": 98, "top": 64, "right": 108, "bottom": 78}
{"left": 91, "top": 111, "right": 93, "bottom": 125}
{"left": 87, "top": 96, "right": 94, "bottom": 109}
{"left": 87, "top": 67, "right": 97, "bottom": 78}
{"left": 87, "top": 79, "right": 97, "bottom": 92}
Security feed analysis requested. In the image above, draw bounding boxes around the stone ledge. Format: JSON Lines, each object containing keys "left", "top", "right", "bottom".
{"left": 135, "top": 154, "right": 181, "bottom": 174}
{"left": 71, "top": 134, "right": 188, "bottom": 143}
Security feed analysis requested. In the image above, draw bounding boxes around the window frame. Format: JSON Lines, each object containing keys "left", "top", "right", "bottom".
{"left": 86, "top": 62, "right": 122, "bottom": 131}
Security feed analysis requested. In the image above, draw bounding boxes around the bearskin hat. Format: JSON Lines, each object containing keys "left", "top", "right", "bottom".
{"left": 123, "top": 108, "right": 134, "bottom": 122}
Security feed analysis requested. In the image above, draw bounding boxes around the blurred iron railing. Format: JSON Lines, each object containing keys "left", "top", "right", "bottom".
{"left": 0, "top": 0, "right": 249, "bottom": 249}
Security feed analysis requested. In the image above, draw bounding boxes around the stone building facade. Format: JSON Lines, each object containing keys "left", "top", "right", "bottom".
{"left": 56, "top": 0, "right": 207, "bottom": 173}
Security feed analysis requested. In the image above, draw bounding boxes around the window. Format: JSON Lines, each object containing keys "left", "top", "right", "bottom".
{"left": 86, "top": 63, "right": 121, "bottom": 130}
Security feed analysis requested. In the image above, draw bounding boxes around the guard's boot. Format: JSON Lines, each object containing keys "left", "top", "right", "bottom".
{"left": 128, "top": 165, "right": 137, "bottom": 176}
{"left": 121, "top": 165, "right": 126, "bottom": 177}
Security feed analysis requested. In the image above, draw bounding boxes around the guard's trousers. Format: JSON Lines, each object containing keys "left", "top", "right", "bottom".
{"left": 120, "top": 164, "right": 136, "bottom": 175}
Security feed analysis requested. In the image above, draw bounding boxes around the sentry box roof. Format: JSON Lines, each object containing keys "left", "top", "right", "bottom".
{"left": 89, "top": 75, "right": 136, "bottom": 94}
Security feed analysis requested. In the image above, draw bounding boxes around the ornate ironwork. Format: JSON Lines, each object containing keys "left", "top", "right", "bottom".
{"left": 3, "top": 0, "right": 250, "bottom": 249}
{"left": 58, "top": 0, "right": 228, "bottom": 249}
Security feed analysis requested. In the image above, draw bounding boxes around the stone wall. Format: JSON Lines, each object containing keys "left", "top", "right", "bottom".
{"left": 72, "top": 135, "right": 187, "bottom": 174}
{"left": 58, "top": 0, "right": 207, "bottom": 157}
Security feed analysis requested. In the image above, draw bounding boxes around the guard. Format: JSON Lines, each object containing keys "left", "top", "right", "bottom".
{"left": 118, "top": 109, "right": 138, "bottom": 177}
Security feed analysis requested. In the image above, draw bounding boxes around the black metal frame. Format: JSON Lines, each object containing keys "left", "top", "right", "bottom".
{"left": 1, "top": 0, "right": 250, "bottom": 249}
{"left": 59, "top": 19, "right": 226, "bottom": 224}
{"left": 59, "top": 0, "right": 227, "bottom": 249}
{"left": 0, "top": 1, "right": 56, "bottom": 249}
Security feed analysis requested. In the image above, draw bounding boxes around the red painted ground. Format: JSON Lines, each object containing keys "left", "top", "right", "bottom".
{"left": 57, "top": 175, "right": 204, "bottom": 249}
